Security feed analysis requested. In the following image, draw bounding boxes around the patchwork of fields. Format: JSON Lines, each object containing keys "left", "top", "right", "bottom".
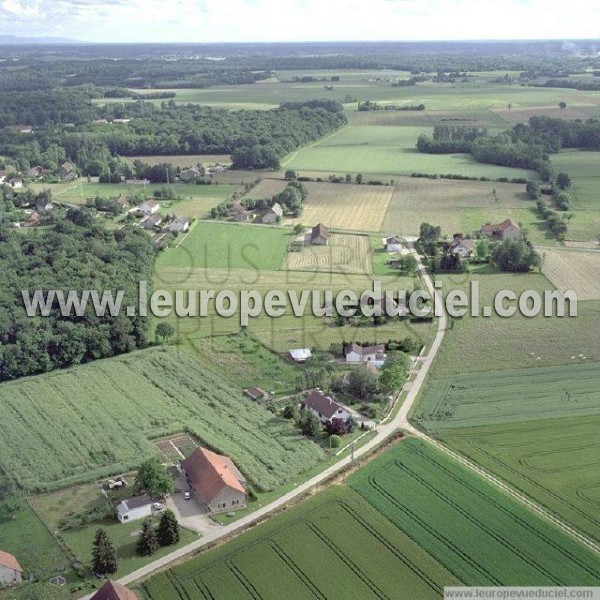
{"left": 0, "top": 347, "right": 325, "bottom": 492}
{"left": 140, "top": 440, "right": 600, "bottom": 600}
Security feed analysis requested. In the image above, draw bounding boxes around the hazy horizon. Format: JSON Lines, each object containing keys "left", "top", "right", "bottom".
{"left": 0, "top": 0, "right": 598, "bottom": 45}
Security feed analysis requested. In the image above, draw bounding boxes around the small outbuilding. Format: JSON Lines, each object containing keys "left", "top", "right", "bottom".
{"left": 116, "top": 494, "right": 153, "bottom": 523}
{"left": 0, "top": 551, "right": 22, "bottom": 588}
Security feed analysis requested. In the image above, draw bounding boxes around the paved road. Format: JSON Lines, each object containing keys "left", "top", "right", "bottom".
{"left": 80, "top": 244, "right": 599, "bottom": 597}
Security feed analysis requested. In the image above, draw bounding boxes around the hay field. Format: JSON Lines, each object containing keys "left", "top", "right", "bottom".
{"left": 285, "top": 233, "right": 372, "bottom": 274}
{"left": 243, "top": 178, "right": 288, "bottom": 198}
{"left": 289, "top": 181, "right": 393, "bottom": 232}
{"left": 541, "top": 249, "right": 600, "bottom": 301}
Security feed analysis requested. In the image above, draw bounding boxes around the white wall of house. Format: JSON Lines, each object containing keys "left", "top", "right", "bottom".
{"left": 170, "top": 220, "right": 189, "bottom": 232}
{"left": 140, "top": 203, "right": 159, "bottom": 215}
{"left": 117, "top": 503, "right": 152, "bottom": 523}
{"left": 386, "top": 243, "right": 403, "bottom": 253}
{"left": 0, "top": 565, "right": 22, "bottom": 587}
{"left": 345, "top": 351, "right": 377, "bottom": 363}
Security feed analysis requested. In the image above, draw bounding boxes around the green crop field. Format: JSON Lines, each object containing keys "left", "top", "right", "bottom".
{"left": 434, "top": 416, "right": 600, "bottom": 544}
{"left": 0, "top": 347, "right": 325, "bottom": 492}
{"left": 550, "top": 151, "right": 600, "bottom": 241}
{"left": 284, "top": 125, "right": 536, "bottom": 180}
{"left": 156, "top": 221, "right": 291, "bottom": 271}
{"left": 349, "top": 439, "right": 600, "bottom": 586}
{"left": 140, "top": 486, "right": 460, "bottom": 600}
{"left": 414, "top": 362, "right": 600, "bottom": 429}
{"left": 429, "top": 270, "right": 600, "bottom": 376}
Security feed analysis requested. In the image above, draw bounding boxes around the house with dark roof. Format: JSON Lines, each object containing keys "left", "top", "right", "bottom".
{"left": 307, "top": 223, "right": 329, "bottom": 245}
{"left": 142, "top": 213, "right": 163, "bottom": 230}
{"left": 181, "top": 448, "right": 247, "bottom": 514}
{"left": 303, "top": 390, "right": 350, "bottom": 425}
{"left": 180, "top": 166, "right": 203, "bottom": 182}
{"left": 480, "top": 219, "right": 521, "bottom": 240}
{"left": 0, "top": 551, "right": 22, "bottom": 587}
{"left": 384, "top": 236, "right": 403, "bottom": 253}
{"left": 244, "top": 387, "right": 268, "bottom": 402}
{"left": 229, "top": 203, "right": 250, "bottom": 222}
{"left": 344, "top": 342, "right": 386, "bottom": 364}
{"left": 139, "top": 199, "right": 160, "bottom": 215}
{"left": 169, "top": 215, "right": 190, "bottom": 233}
{"left": 260, "top": 202, "right": 283, "bottom": 224}
{"left": 116, "top": 494, "right": 153, "bottom": 523}
{"left": 91, "top": 580, "right": 138, "bottom": 600}
{"left": 449, "top": 235, "right": 475, "bottom": 257}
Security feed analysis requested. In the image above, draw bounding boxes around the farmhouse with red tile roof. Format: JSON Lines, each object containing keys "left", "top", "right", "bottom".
{"left": 480, "top": 219, "right": 521, "bottom": 240}
{"left": 182, "top": 448, "right": 247, "bottom": 513}
{"left": 0, "top": 550, "right": 22, "bottom": 587}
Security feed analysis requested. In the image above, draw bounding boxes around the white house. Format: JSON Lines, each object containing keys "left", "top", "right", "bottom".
{"left": 384, "top": 236, "right": 403, "bottom": 253}
{"left": 449, "top": 237, "right": 475, "bottom": 257}
{"left": 116, "top": 494, "right": 153, "bottom": 523}
{"left": 139, "top": 200, "right": 160, "bottom": 215}
{"left": 304, "top": 390, "right": 350, "bottom": 425}
{"left": 0, "top": 551, "right": 23, "bottom": 588}
{"left": 169, "top": 215, "right": 190, "bottom": 233}
{"left": 289, "top": 348, "right": 312, "bottom": 363}
{"left": 8, "top": 179, "right": 23, "bottom": 189}
{"left": 344, "top": 342, "right": 386, "bottom": 363}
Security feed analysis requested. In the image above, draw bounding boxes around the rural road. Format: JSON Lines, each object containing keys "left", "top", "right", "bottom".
{"left": 80, "top": 244, "right": 599, "bottom": 597}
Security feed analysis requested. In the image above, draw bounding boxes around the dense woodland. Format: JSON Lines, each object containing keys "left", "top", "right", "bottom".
{"left": 0, "top": 98, "right": 347, "bottom": 172}
{"left": 0, "top": 219, "right": 155, "bottom": 381}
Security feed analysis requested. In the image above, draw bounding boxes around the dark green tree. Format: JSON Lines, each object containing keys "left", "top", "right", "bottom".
{"left": 492, "top": 239, "right": 541, "bottom": 272}
{"left": 556, "top": 172, "right": 571, "bottom": 190}
{"left": 157, "top": 509, "right": 180, "bottom": 547}
{"left": 137, "top": 518, "right": 159, "bottom": 556}
{"left": 155, "top": 322, "right": 175, "bottom": 343}
{"left": 135, "top": 457, "right": 174, "bottom": 498}
{"left": 91, "top": 529, "right": 118, "bottom": 575}
{"left": 299, "top": 409, "right": 322, "bottom": 437}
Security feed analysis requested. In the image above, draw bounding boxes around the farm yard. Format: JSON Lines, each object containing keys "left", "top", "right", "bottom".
{"left": 349, "top": 440, "right": 600, "bottom": 586}
{"left": 540, "top": 248, "right": 600, "bottom": 301}
{"left": 285, "top": 233, "right": 372, "bottom": 274}
{"left": 140, "top": 486, "right": 460, "bottom": 600}
{"left": 0, "top": 347, "right": 325, "bottom": 492}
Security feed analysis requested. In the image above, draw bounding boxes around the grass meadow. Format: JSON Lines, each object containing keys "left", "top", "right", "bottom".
{"left": 283, "top": 125, "right": 536, "bottom": 180}
{"left": 540, "top": 248, "right": 600, "bottom": 301}
{"left": 155, "top": 221, "right": 291, "bottom": 271}
{"left": 428, "top": 270, "right": 600, "bottom": 376}
{"left": 0, "top": 347, "right": 325, "bottom": 492}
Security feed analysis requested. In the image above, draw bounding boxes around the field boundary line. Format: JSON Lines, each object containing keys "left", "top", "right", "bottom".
{"left": 408, "top": 426, "right": 600, "bottom": 557}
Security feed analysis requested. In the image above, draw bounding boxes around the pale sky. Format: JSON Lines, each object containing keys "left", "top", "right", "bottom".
{"left": 0, "top": 0, "right": 599, "bottom": 43}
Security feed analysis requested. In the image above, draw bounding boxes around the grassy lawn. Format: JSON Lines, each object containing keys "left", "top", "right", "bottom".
{"left": 30, "top": 180, "right": 236, "bottom": 208}
{"left": 61, "top": 516, "right": 197, "bottom": 580}
{"left": 0, "top": 499, "right": 73, "bottom": 581}
{"left": 155, "top": 221, "right": 291, "bottom": 271}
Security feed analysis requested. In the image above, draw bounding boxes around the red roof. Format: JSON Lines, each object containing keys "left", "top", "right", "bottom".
{"left": 304, "top": 390, "right": 344, "bottom": 420}
{"left": 481, "top": 219, "right": 520, "bottom": 234}
{"left": 91, "top": 580, "right": 138, "bottom": 600}
{"left": 0, "top": 551, "right": 22, "bottom": 572}
{"left": 182, "top": 448, "right": 246, "bottom": 504}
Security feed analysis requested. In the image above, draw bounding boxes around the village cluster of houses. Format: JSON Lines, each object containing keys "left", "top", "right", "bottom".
{"left": 136, "top": 199, "right": 190, "bottom": 234}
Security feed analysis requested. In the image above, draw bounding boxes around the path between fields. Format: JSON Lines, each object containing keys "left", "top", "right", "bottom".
{"left": 79, "top": 244, "right": 599, "bottom": 597}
